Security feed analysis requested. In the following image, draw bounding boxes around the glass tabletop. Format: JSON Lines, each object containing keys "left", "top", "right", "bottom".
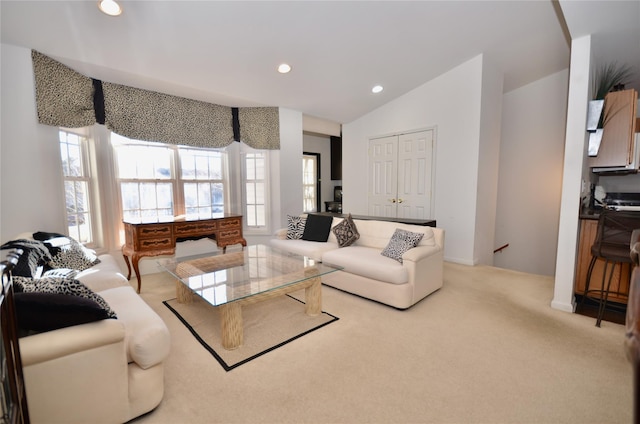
{"left": 160, "top": 244, "right": 342, "bottom": 307}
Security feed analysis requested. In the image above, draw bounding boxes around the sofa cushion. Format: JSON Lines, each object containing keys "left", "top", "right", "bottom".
{"left": 332, "top": 213, "right": 360, "bottom": 247}
{"left": 322, "top": 246, "right": 408, "bottom": 284}
{"left": 270, "top": 238, "right": 339, "bottom": 262}
{"left": 302, "top": 214, "right": 333, "bottom": 242}
{"left": 14, "top": 292, "right": 113, "bottom": 334}
{"left": 381, "top": 229, "right": 424, "bottom": 263}
{"left": 286, "top": 215, "right": 307, "bottom": 239}
{"left": 76, "top": 254, "right": 129, "bottom": 293}
{"left": 99, "top": 286, "right": 170, "bottom": 369}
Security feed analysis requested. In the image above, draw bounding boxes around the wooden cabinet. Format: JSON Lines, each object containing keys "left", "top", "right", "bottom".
{"left": 575, "top": 218, "right": 631, "bottom": 303}
{"left": 122, "top": 215, "right": 247, "bottom": 292}
{"left": 330, "top": 136, "right": 342, "bottom": 180}
{"left": 589, "top": 88, "right": 638, "bottom": 168}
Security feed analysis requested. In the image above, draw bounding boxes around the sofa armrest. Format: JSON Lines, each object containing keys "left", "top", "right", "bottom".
{"left": 402, "top": 245, "right": 441, "bottom": 263}
{"left": 19, "top": 319, "right": 126, "bottom": 367}
{"left": 20, "top": 319, "right": 131, "bottom": 423}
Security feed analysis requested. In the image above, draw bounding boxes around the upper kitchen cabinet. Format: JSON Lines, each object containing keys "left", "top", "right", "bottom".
{"left": 590, "top": 88, "right": 638, "bottom": 171}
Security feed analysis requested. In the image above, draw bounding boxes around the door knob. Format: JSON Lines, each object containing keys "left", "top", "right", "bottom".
{"left": 397, "top": 198, "right": 404, "bottom": 204}
{"left": 389, "top": 199, "right": 396, "bottom": 203}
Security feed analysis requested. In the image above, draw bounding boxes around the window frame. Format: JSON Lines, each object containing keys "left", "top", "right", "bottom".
{"left": 241, "top": 146, "right": 270, "bottom": 233}
{"left": 58, "top": 128, "right": 97, "bottom": 246}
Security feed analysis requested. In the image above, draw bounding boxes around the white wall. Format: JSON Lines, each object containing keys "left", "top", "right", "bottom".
{"left": 553, "top": 35, "right": 593, "bottom": 312}
{"left": 276, "top": 108, "right": 303, "bottom": 222}
{"left": 494, "top": 69, "right": 569, "bottom": 276}
{"left": 1, "top": 44, "right": 66, "bottom": 241}
{"left": 342, "top": 55, "right": 485, "bottom": 265}
{"left": 474, "top": 55, "right": 504, "bottom": 266}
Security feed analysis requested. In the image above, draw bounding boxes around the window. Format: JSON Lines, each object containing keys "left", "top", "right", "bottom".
{"left": 59, "top": 130, "right": 94, "bottom": 243}
{"left": 112, "top": 134, "right": 268, "bottom": 232}
{"left": 112, "top": 134, "right": 230, "bottom": 222}
{"left": 243, "top": 150, "right": 267, "bottom": 227}
{"left": 180, "top": 148, "right": 225, "bottom": 217}
{"left": 113, "top": 136, "right": 176, "bottom": 221}
{"left": 303, "top": 153, "right": 319, "bottom": 213}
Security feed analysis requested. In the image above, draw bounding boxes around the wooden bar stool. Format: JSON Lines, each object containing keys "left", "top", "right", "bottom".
{"left": 580, "top": 210, "right": 640, "bottom": 327}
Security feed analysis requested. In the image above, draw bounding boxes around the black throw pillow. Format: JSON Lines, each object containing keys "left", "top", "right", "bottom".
{"left": 14, "top": 292, "right": 112, "bottom": 334}
{"left": 301, "top": 214, "right": 334, "bottom": 242}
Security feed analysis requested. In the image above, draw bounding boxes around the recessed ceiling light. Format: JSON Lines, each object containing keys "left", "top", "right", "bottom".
{"left": 278, "top": 63, "right": 292, "bottom": 74}
{"left": 98, "top": 0, "right": 122, "bottom": 16}
{"left": 372, "top": 85, "right": 384, "bottom": 94}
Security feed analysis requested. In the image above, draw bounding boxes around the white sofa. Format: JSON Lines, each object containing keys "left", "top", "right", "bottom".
{"left": 271, "top": 216, "right": 444, "bottom": 309}
{"left": 13, "top": 245, "right": 171, "bottom": 424}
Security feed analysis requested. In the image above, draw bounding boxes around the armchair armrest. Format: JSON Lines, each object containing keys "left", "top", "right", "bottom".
{"left": 19, "top": 319, "right": 125, "bottom": 366}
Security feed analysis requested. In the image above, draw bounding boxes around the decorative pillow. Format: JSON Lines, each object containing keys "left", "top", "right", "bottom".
{"left": 14, "top": 292, "right": 113, "bottom": 334}
{"left": 13, "top": 276, "right": 117, "bottom": 319}
{"left": 332, "top": 213, "right": 360, "bottom": 247}
{"left": 286, "top": 215, "right": 307, "bottom": 240}
{"left": 381, "top": 229, "right": 424, "bottom": 263}
{"left": 33, "top": 232, "right": 101, "bottom": 271}
{"left": 302, "top": 214, "right": 334, "bottom": 242}
{"left": 0, "top": 239, "right": 51, "bottom": 278}
{"left": 42, "top": 268, "right": 79, "bottom": 279}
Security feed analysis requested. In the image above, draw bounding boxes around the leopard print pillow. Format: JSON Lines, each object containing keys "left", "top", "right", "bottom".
{"left": 381, "top": 229, "right": 424, "bottom": 263}
{"left": 13, "top": 276, "right": 117, "bottom": 319}
{"left": 46, "top": 239, "right": 101, "bottom": 271}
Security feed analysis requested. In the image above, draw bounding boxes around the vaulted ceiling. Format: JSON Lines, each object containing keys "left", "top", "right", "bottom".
{"left": 1, "top": 1, "right": 638, "bottom": 124}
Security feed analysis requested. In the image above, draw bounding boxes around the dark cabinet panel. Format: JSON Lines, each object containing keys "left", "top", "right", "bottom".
{"left": 330, "top": 136, "right": 342, "bottom": 180}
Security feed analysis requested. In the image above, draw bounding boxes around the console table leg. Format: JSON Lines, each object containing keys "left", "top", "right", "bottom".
{"left": 132, "top": 255, "right": 142, "bottom": 293}
{"left": 305, "top": 277, "right": 322, "bottom": 316}
{"left": 220, "top": 302, "right": 243, "bottom": 350}
{"left": 123, "top": 253, "right": 132, "bottom": 280}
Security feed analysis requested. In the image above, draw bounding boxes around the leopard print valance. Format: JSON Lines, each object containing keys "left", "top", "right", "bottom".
{"left": 31, "top": 50, "right": 280, "bottom": 149}
{"left": 31, "top": 50, "right": 96, "bottom": 128}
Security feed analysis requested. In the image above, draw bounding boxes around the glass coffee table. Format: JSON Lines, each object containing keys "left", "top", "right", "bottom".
{"left": 161, "top": 244, "right": 342, "bottom": 350}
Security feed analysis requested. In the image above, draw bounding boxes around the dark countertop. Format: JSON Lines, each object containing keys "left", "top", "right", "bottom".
{"left": 314, "top": 212, "right": 436, "bottom": 227}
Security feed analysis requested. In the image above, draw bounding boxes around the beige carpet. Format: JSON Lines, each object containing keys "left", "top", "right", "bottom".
{"left": 163, "top": 294, "right": 338, "bottom": 371}
{"left": 131, "top": 262, "right": 632, "bottom": 424}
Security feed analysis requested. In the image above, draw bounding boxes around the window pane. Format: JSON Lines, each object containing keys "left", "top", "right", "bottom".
{"left": 246, "top": 205, "right": 256, "bottom": 226}
{"left": 181, "top": 153, "right": 196, "bottom": 179}
{"left": 140, "top": 183, "right": 158, "bottom": 209}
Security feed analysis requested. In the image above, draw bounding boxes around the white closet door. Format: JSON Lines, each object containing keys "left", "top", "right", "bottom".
{"left": 368, "top": 135, "right": 398, "bottom": 217}
{"left": 396, "top": 130, "right": 433, "bottom": 219}
{"left": 368, "top": 129, "right": 434, "bottom": 219}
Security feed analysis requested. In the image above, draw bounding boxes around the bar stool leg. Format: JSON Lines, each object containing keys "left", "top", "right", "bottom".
{"left": 580, "top": 255, "right": 598, "bottom": 310}
{"left": 596, "top": 260, "right": 617, "bottom": 327}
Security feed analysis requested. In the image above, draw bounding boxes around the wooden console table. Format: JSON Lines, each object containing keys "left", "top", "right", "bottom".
{"left": 122, "top": 215, "right": 247, "bottom": 292}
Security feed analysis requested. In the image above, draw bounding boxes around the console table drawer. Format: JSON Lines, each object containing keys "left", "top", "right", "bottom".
{"left": 136, "top": 224, "right": 172, "bottom": 239}
{"left": 219, "top": 218, "right": 241, "bottom": 230}
{"left": 137, "top": 236, "right": 173, "bottom": 251}
{"left": 218, "top": 229, "right": 242, "bottom": 240}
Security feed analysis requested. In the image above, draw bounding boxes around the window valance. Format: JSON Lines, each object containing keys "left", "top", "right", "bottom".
{"left": 31, "top": 50, "right": 280, "bottom": 150}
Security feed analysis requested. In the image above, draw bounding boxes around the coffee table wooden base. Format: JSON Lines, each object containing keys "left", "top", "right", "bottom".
{"left": 176, "top": 276, "right": 322, "bottom": 350}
